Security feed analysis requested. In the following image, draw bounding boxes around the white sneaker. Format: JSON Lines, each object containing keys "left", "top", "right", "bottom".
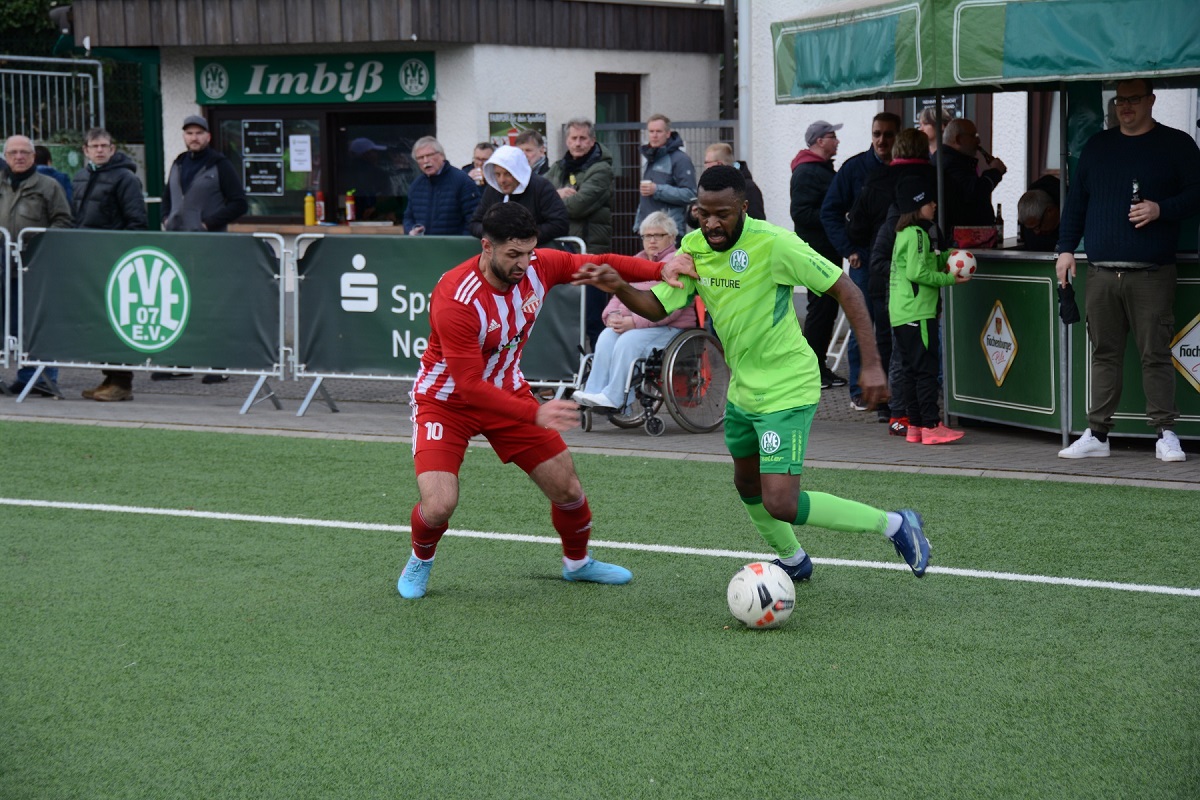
{"left": 1156, "top": 430, "right": 1186, "bottom": 462}
{"left": 571, "top": 390, "right": 614, "bottom": 408}
{"left": 1058, "top": 429, "right": 1110, "bottom": 459}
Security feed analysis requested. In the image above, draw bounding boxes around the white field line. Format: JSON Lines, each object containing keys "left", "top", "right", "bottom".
{"left": 3, "top": 497, "right": 1198, "bottom": 598}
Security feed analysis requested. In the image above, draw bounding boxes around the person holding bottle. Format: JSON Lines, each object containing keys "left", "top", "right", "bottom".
{"left": 1055, "top": 77, "right": 1200, "bottom": 463}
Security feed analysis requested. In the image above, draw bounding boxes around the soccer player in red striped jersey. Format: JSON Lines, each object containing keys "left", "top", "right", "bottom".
{"left": 399, "top": 203, "right": 664, "bottom": 599}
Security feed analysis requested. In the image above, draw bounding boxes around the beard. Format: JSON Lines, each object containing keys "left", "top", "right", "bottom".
{"left": 704, "top": 215, "right": 746, "bottom": 252}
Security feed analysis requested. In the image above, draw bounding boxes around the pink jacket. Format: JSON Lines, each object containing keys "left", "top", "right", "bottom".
{"left": 602, "top": 245, "right": 698, "bottom": 330}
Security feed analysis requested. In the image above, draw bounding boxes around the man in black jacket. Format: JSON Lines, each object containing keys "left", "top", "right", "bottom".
{"left": 162, "top": 115, "right": 247, "bottom": 232}
{"left": 790, "top": 120, "right": 845, "bottom": 389}
{"left": 936, "top": 117, "right": 1006, "bottom": 235}
{"left": 72, "top": 128, "right": 149, "bottom": 402}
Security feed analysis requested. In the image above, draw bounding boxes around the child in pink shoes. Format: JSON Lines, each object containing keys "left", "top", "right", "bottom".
{"left": 888, "top": 174, "right": 967, "bottom": 445}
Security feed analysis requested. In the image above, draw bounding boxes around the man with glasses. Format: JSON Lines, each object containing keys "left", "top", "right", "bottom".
{"left": 72, "top": 128, "right": 149, "bottom": 402}
{"left": 1055, "top": 77, "right": 1200, "bottom": 463}
{"left": 403, "top": 136, "right": 481, "bottom": 236}
{"left": 791, "top": 120, "right": 845, "bottom": 390}
{"left": 820, "top": 112, "right": 902, "bottom": 413}
{"left": 1, "top": 135, "right": 73, "bottom": 397}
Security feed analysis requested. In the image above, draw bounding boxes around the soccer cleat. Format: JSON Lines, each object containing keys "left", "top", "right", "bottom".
{"left": 398, "top": 554, "right": 434, "bottom": 599}
{"left": 906, "top": 425, "right": 923, "bottom": 443}
{"left": 891, "top": 509, "right": 931, "bottom": 577}
{"left": 888, "top": 417, "right": 909, "bottom": 437}
{"left": 921, "top": 423, "right": 964, "bottom": 445}
{"left": 1156, "top": 431, "right": 1186, "bottom": 462}
{"left": 562, "top": 556, "right": 632, "bottom": 585}
{"left": 772, "top": 553, "right": 813, "bottom": 582}
{"left": 1058, "top": 429, "right": 1110, "bottom": 459}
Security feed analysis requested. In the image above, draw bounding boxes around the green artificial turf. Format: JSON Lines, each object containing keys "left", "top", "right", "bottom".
{"left": 1, "top": 421, "right": 1197, "bottom": 799}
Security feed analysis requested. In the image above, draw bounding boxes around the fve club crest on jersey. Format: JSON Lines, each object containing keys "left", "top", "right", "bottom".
{"left": 729, "top": 249, "right": 749, "bottom": 272}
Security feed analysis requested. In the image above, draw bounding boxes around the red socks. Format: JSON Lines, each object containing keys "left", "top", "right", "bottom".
{"left": 551, "top": 495, "right": 592, "bottom": 560}
{"left": 410, "top": 504, "right": 448, "bottom": 559}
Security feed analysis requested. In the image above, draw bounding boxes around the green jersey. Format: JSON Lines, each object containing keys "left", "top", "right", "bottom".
{"left": 652, "top": 217, "right": 841, "bottom": 414}
{"left": 889, "top": 224, "right": 955, "bottom": 326}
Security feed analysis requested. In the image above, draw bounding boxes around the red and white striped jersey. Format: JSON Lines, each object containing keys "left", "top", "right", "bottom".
{"left": 413, "top": 248, "right": 661, "bottom": 423}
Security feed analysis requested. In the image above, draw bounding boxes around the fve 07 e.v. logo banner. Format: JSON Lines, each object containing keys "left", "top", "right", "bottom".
{"left": 105, "top": 247, "right": 191, "bottom": 352}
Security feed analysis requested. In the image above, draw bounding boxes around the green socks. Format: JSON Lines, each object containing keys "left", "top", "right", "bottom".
{"left": 797, "top": 491, "right": 889, "bottom": 535}
{"left": 740, "top": 495, "right": 802, "bottom": 560}
{"left": 740, "top": 491, "right": 890, "bottom": 559}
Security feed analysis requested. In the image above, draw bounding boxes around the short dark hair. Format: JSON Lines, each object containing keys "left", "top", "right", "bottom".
{"left": 1117, "top": 77, "right": 1154, "bottom": 95}
{"left": 873, "top": 111, "right": 902, "bottom": 130}
{"left": 513, "top": 130, "right": 544, "bottom": 148}
{"left": 34, "top": 145, "right": 51, "bottom": 165}
{"left": 85, "top": 127, "right": 113, "bottom": 146}
{"left": 697, "top": 164, "right": 745, "bottom": 197}
{"left": 481, "top": 202, "right": 538, "bottom": 243}
{"left": 474, "top": 141, "right": 495, "bottom": 153}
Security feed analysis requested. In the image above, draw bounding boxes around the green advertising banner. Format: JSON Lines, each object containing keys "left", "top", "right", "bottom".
{"left": 20, "top": 230, "right": 281, "bottom": 371}
{"left": 295, "top": 235, "right": 583, "bottom": 383}
{"left": 196, "top": 53, "right": 435, "bottom": 105}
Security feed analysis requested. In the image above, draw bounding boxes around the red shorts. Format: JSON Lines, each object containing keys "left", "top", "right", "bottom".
{"left": 411, "top": 394, "right": 568, "bottom": 476}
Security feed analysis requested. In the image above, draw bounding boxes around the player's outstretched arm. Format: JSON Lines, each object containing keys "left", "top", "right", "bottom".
{"left": 825, "top": 273, "right": 889, "bottom": 409}
{"left": 572, "top": 263, "right": 669, "bottom": 321}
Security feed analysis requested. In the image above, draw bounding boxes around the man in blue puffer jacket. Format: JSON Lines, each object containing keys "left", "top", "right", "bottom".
{"left": 633, "top": 114, "right": 696, "bottom": 237}
{"left": 403, "top": 136, "right": 481, "bottom": 235}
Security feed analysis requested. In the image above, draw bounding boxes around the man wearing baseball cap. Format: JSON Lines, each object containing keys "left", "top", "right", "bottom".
{"left": 155, "top": 114, "right": 248, "bottom": 382}
{"left": 343, "top": 137, "right": 394, "bottom": 220}
{"left": 162, "top": 114, "right": 246, "bottom": 233}
{"left": 790, "top": 120, "right": 844, "bottom": 390}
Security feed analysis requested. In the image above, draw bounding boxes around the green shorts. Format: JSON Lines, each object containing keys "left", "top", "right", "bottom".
{"left": 724, "top": 402, "right": 817, "bottom": 475}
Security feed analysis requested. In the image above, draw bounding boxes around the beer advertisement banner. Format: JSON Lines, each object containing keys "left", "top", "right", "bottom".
{"left": 20, "top": 230, "right": 281, "bottom": 370}
{"left": 295, "top": 235, "right": 582, "bottom": 382}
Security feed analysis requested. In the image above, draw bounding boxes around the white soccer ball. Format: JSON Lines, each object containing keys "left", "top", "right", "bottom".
{"left": 727, "top": 561, "right": 796, "bottom": 629}
{"left": 947, "top": 249, "right": 978, "bottom": 278}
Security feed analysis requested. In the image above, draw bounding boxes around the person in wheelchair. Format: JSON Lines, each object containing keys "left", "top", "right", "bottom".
{"left": 572, "top": 211, "right": 696, "bottom": 411}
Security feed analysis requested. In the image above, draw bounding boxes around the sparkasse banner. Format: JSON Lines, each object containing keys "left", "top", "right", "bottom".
{"left": 195, "top": 53, "right": 435, "bottom": 105}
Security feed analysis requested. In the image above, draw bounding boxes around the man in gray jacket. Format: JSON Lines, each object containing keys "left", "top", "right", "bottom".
{"left": 162, "top": 115, "right": 247, "bottom": 232}
{"left": 158, "top": 115, "right": 247, "bottom": 382}
{"left": 633, "top": 114, "right": 696, "bottom": 237}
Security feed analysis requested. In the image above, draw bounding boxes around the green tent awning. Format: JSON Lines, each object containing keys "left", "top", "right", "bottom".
{"left": 772, "top": 0, "right": 1200, "bottom": 104}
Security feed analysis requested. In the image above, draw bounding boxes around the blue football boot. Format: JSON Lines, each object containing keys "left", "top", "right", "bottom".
{"left": 891, "top": 509, "right": 931, "bottom": 577}
{"left": 562, "top": 556, "right": 632, "bottom": 585}
{"left": 398, "top": 554, "right": 434, "bottom": 598}
{"left": 772, "top": 553, "right": 814, "bottom": 582}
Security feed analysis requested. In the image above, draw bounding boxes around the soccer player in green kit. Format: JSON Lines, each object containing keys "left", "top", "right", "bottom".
{"left": 573, "top": 165, "right": 930, "bottom": 580}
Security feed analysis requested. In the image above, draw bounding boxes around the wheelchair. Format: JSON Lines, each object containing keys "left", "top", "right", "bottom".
{"left": 576, "top": 326, "right": 729, "bottom": 437}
